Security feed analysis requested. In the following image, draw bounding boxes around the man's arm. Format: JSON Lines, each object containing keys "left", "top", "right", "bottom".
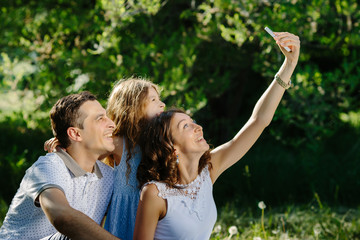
{"left": 39, "top": 187, "right": 120, "bottom": 240}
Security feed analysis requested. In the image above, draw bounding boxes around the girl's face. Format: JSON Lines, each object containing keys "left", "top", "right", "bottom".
{"left": 170, "top": 113, "right": 209, "bottom": 157}
{"left": 144, "top": 87, "right": 165, "bottom": 120}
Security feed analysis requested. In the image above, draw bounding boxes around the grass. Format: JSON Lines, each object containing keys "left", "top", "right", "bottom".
{"left": 1, "top": 197, "right": 360, "bottom": 239}
{"left": 210, "top": 203, "right": 360, "bottom": 240}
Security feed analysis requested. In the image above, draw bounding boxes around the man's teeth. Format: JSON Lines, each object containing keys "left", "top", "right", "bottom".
{"left": 197, "top": 137, "right": 203, "bottom": 141}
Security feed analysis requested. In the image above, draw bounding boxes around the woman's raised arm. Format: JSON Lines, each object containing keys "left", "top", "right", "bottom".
{"left": 209, "top": 32, "right": 300, "bottom": 183}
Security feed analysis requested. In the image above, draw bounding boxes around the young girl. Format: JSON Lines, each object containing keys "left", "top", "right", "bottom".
{"left": 44, "top": 77, "right": 165, "bottom": 240}
{"left": 102, "top": 78, "right": 165, "bottom": 240}
{"left": 134, "top": 32, "right": 300, "bottom": 239}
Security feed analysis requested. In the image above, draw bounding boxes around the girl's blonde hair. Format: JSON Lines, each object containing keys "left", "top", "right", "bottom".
{"left": 104, "top": 77, "right": 160, "bottom": 178}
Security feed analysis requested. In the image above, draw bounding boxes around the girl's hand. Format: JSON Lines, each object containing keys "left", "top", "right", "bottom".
{"left": 44, "top": 137, "right": 62, "bottom": 153}
{"left": 273, "top": 32, "right": 300, "bottom": 66}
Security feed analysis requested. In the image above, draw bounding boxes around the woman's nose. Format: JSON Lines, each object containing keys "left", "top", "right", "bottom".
{"left": 194, "top": 123, "right": 202, "bottom": 132}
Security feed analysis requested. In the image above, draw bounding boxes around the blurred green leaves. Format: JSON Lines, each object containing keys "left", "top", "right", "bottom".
{"left": 1, "top": 0, "right": 360, "bottom": 215}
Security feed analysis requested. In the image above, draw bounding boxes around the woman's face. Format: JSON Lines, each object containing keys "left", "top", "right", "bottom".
{"left": 144, "top": 87, "right": 165, "bottom": 120}
{"left": 170, "top": 113, "right": 209, "bottom": 157}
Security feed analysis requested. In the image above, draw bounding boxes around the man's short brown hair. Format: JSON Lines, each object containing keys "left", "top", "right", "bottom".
{"left": 50, "top": 91, "right": 96, "bottom": 148}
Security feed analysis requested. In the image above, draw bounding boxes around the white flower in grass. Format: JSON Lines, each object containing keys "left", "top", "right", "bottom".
{"left": 213, "top": 225, "right": 221, "bottom": 233}
{"left": 258, "top": 201, "right": 266, "bottom": 210}
{"left": 227, "top": 226, "right": 238, "bottom": 239}
{"left": 253, "top": 237, "right": 262, "bottom": 240}
{"left": 228, "top": 226, "right": 238, "bottom": 235}
{"left": 344, "top": 222, "right": 352, "bottom": 230}
{"left": 313, "top": 224, "right": 321, "bottom": 236}
{"left": 280, "top": 232, "right": 290, "bottom": 240}
{"left": 272, "top": 229, "right": 280, "bottom": 235}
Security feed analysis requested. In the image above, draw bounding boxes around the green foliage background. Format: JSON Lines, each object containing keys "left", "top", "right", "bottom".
{"left": 1, "top": 0, "right": 360, "bottom": 223}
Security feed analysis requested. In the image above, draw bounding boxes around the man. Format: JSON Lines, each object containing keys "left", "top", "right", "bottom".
{"left": 0, "top": 92, "right": 120, "bottom": 240}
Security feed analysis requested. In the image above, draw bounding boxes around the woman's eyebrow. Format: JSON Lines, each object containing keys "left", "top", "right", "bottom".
{"left": 177, "top": 119, "right": 186, "bottom": 129}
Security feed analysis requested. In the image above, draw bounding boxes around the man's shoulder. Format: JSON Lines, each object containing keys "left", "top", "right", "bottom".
{"left": 31, "top": 152, "right": 65, "bottom": 170}
{"left": 26, "top": 153, "right": 69, "bottom": 183}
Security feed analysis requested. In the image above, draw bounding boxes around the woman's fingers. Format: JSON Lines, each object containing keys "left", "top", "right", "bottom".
{"left": 274, "top": 32, "right": 300, "bottom": 49}
{"left": 273, "top": 34, "right": 300, "bottom": 56}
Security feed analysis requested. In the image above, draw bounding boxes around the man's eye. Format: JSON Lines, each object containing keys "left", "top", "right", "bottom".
{"left": 193, "top": 120, "right": 197, "bottom": 124}
{"left": 183, "top": 123, "right": 188, "bottom": 129}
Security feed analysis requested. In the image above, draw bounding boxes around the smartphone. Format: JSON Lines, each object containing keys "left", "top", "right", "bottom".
{"left": 264, "top": 26, "right": 291, "bottom": 52}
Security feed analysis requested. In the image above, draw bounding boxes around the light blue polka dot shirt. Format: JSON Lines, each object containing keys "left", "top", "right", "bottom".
{"left": 0, "top": 149, "right": 114, "bottom": 240}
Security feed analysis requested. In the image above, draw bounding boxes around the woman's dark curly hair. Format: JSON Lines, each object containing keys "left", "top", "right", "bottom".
{"left": 137, "top": 109, "right": 212, "bottom": 188}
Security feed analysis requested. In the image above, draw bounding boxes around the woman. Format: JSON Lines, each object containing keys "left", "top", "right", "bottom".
{"left": 134, "top": 31, "right": 300, "bottom": 239}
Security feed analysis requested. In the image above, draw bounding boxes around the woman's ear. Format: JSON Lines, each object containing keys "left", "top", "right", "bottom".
{"left": 172, "top": 148, "right": 179, "bottom": 165}
{"left": 67, "top": 127, "right": 82, "bottom": 142}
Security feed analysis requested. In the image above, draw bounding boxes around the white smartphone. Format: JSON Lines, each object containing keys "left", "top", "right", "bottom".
{"left": 264, "top": 26, "right": 291, "bottom": 52}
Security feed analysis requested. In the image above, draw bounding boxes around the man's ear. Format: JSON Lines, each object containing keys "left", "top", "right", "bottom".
{"left": 67, "top": 127, "right": 82, "bottom": 142}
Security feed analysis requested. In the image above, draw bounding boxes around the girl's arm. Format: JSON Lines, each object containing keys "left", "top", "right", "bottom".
{"left": 44, "top": 137, "right": 61, "bottom": 152}
{"left": 209, "top": 32, "right": 300, "bottom": 183}
{"left": 133, "top": 184, "right": 167, "bottom": 240}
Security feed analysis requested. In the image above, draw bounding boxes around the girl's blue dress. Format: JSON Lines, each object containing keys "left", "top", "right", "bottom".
{"left": 104, "top": 143, "right": 141, "bottom": 240}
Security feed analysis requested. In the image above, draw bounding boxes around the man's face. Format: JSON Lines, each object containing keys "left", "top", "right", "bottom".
{"left": 77, "top": 100, "right": 115, "bottom": 156}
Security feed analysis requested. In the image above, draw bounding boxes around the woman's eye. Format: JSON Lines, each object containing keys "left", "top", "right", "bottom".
{"left": 193, "top": 120, "right": 197, "bottom": 124}
{"left": 183, "top": 123, "right": 189, "bottom": 129}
